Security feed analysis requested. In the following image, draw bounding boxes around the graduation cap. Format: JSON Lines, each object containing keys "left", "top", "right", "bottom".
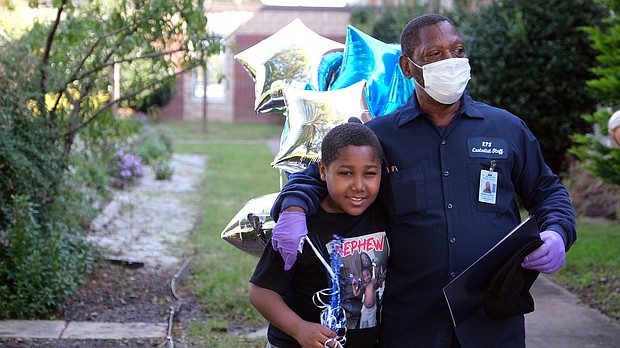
{"left": 483, "top": 238, "right": 544, "bottom": 319}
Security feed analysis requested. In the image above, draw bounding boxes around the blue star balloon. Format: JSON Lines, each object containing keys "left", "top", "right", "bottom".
{"left": 378, "top": 57, "right": 415, "bottom": 116}
{"left": 330, "top": 26, "right": 414, "bottom": 117}
{"left": 317, "top": 50, "right": 344, "bottom": 91}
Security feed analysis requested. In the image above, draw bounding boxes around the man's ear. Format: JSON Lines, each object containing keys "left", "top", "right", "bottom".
{"left": 399, "top": 55, "right": 413, "bottom": 79}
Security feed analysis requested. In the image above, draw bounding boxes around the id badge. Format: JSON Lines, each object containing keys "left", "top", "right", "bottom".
{"left": 479, "top": 169, "right": 498, "bottom": 204}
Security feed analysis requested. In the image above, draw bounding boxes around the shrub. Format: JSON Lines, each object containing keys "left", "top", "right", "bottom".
{"left": 350, "top": 3, "right": 434, "bottom": 44}
{"left": 0, "top": 117, "right": 64, "bottom": 225}
{"left": 458, "top": 0, "right": 608, "bottom": 173}
{"left": 137, "top": 134, "right": 170, "bottom": 165}
{"left": 134, "top": 122, "right": 175, "bottom": 181}
{"left": 569, "top": 0, "right": 620, "bottom": 187}
{"left": 570, "top": 109, "right": 620, "bottom": 186}
{"left": 153, "top": 158, "right": 175, "bottom": 180}
{"left": 0, "top": 195, "right": 92, "bottom": 319}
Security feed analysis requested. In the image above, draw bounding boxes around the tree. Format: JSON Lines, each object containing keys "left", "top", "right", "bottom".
{"left": 459, "top": 0, "right": 608, "bottom": 173}
{"left": 569, "top": 0, "right": 620, "bottom": 186}
{"left": 350, "top": 1, "right": 440, "bottom": 44}
{"left": 0, "top": 0, "right": 221, "bottom": 318}
{"left": 2, "top": 0, "right": 220, "bottom": 157}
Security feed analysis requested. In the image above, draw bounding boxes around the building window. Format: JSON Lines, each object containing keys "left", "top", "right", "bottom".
{"left": 191, "top": 52, "right": 226, "bottom": 103}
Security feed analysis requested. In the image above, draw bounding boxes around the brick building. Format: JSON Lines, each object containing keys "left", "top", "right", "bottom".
{"left": 157, "top": 4, "right": 351, "bottom": 124}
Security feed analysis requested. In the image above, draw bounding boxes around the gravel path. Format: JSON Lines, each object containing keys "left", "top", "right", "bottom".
{"left": 88, "top": 154, "right": 206, "bottom": 268}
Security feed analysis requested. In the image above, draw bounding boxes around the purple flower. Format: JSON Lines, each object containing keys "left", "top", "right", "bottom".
{"left": 113, "top": 150, "right": 144, "bottom": 182}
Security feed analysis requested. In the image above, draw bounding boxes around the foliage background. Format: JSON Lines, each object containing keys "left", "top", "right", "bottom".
{"left": 457, "top": 0, "right": 608, "bottom": 174}
{"left": 0, "top": 0, "right": 218, "bottom": 318}
{"left": 569, "top": 0, "right": 620, "bottom": 187}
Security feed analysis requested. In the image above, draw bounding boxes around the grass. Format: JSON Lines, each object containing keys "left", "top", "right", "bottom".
{"left": 157, "top": 121, "right": 281, "bottom": 347}
{"left": 156, "top": 120, "right": 620, "bottom": 346}
{"left": 548, "top": 219, "right": 620, "bottom": 321}
{"left": 158, "top": 119, "right": 285, "bottom": 141}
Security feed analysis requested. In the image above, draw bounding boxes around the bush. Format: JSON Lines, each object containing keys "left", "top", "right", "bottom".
{"left": 458, "top": 0, "right": 608, "bottom": 173}
{"left": 570, "top": 110, "right": 620, "bottom": 187}
{"left": 135, "top": 122, "right": 175, "bottom": 180}
{"left": 153, "top": 158, "right": 175, "bottom": 180}
{"left": 569, "top": 0, "right": 620, "bottom": 187}
{"left": 135, "top": 122, "right": 173, "bottom": 162}
{"left": 0, "top": 117, "right": 64, "bottom": 224}
{"left": 350, "top": 3, "right": 433, "bottom": 44}
{"left": 0, "top": 195, "right": 92, "bottom": 319}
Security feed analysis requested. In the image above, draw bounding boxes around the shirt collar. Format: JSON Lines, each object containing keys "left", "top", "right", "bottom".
{"left": 394, "top": 90, "right": 485, "bottom": 128}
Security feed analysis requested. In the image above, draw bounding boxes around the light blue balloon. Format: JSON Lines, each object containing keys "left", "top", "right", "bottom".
{"left": 378, "top": 60, "right": 415, "bottom": 116}
{"left": 329, "top": 26, "right": 414, "bottom": 117}
{"left": 317, "top": 50, "right": 344, "bottom": 91}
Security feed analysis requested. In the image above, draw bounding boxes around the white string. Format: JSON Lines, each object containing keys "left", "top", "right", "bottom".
{"left": 305, "top": 236, "right": 335, "bottom": 278}
{"left": 305, "top": 236, "right": 347, "bottom": 347}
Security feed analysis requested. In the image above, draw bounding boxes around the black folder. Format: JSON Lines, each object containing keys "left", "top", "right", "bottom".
{"left": 442, "top": 216, "right": 541, "bottom": 327}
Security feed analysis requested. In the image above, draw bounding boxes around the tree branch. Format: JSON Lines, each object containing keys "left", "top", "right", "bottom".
{"left": 41, "top": 0, "right": 67, "bottom": 95}
{"left": 63, "top": 65, "right": 199, "bottom": 140}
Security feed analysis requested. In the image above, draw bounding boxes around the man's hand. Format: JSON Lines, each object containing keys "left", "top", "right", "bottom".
{"left": 271, "top": 210, "right": 307, "bottom": 270}
{"left": 521, "top": 230, "right": 566, "bottom": 274}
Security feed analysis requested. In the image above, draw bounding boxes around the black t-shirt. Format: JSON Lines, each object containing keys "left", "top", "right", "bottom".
{"left": 250, "top": 203, "right": 390, "bottom": 348}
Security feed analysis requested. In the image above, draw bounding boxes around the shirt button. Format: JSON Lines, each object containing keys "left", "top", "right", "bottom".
{"left": 441, "top": 140, "right": 446, "bottom": 145}
{"left": 443, "top": 170, "right": 449, "bottom": 177}
{"left": 450, "top": 272, "right": 456, "bottom": 278}
{"left": 447, "top": 203, "right": 453, "bottom": 209}
{"left": 450, "top": 238, "right": 456, "bottom": 243}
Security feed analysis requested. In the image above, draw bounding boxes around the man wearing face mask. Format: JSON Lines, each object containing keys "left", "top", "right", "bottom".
{"left": 269, "top": 13, "right": 576, "bottom": 347}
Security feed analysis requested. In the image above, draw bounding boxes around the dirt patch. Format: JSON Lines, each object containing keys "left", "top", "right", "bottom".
{"left": 565, "top": 160, "right": 620, "bottom": 219}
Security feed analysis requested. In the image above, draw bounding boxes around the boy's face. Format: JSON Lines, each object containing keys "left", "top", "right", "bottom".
{"left": 318, "top": 145, "right": 381, "bottom": 216}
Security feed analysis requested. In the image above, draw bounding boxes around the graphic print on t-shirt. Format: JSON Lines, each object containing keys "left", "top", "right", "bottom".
{"left": 327, "top": 231, "right": 389, "bottom": 330}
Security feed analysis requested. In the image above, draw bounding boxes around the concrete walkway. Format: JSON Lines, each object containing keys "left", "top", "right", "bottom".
{"left": 1, "top": 275, "right": 619, "bottom": 347}
{"left": 0, "top": 321, "right": 166, "bottom": 340}
{"left": 526, "top": 275, "right": 620, "bottom": 347}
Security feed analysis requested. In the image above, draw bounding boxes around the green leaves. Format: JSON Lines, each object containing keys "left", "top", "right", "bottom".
{"left": 2, "top": 0, "right": 217, "bottom": 156}
{"left": 569, "top": 0, "right": 620, "bottom": 186}
{"left": 0, "top": 195, "right": 92, "bottom": 319}
{"left": 460, "top": 0, "right": 608, "bottom": 173}
{"left": 0, "top": 0, "right": 219, "bottom": 319}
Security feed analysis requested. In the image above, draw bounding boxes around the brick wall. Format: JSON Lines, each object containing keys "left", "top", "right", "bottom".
{"left": 157, "top": 74, "right": 184, "bottom": 121}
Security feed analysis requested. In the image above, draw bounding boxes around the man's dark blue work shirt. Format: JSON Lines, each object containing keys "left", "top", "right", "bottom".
{"left": 271, "top": 91, "right": 576, "bottom": 348}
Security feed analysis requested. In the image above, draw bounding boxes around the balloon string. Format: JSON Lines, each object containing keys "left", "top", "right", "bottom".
{"left": 306, "top": 236, "right": 347, "bottom": 346}
{"left": 305, "top": 236, "right": 335, "bottom": 278}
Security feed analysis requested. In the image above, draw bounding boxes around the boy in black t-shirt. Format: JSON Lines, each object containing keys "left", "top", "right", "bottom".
{"left": 250, "top": 122, "right": 390, "bottom": 348}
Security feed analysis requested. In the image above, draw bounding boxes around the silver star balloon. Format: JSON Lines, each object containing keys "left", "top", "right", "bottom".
{"left": 234, "top": 18, "right": 345, "bottom": 114}
{"left": 272, "top": 80, "right": 370, "bottom": 173}
{"left": 220, "top": 192, "right": 279, "bottom": 257}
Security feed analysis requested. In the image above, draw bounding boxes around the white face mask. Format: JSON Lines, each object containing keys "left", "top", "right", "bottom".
{"left": 408, "top": 57, "right": 471, "bottom": 105}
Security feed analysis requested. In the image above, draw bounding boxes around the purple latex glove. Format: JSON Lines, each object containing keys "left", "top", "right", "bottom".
{"left": 521, "top": 230, "right": 566, "bottom": 274}
{"left": 271, "top": 211, "right": 307, "bottom": 270}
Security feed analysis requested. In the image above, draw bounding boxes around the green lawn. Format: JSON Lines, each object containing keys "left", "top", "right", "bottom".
{"left": 549, "top": 219, "right": 619, "bottom": 321}
{"left": 156, "top": 120, "right": 620, "bottom": 347}
{"left": 158, "top": 121, "right": 281, "bottom": 347}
